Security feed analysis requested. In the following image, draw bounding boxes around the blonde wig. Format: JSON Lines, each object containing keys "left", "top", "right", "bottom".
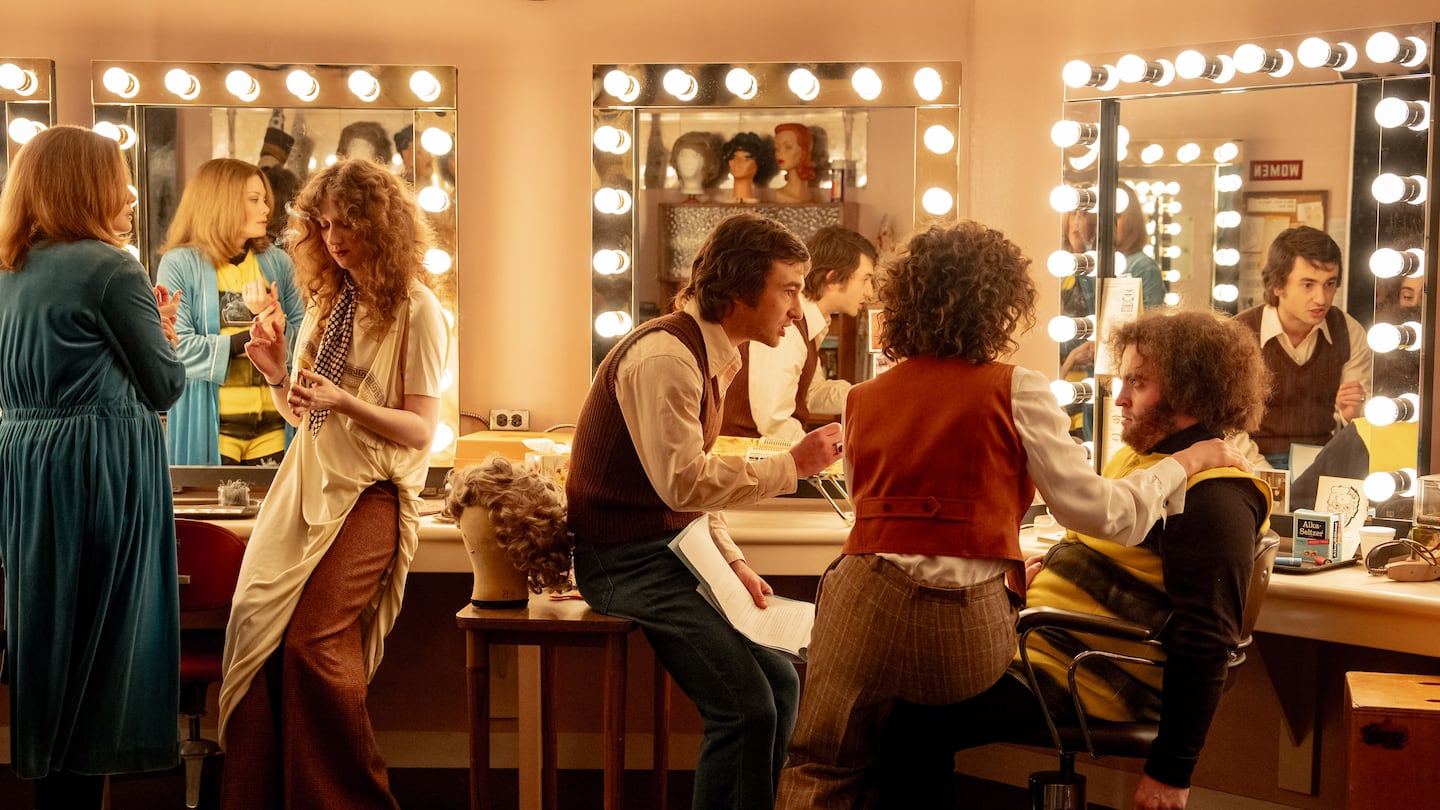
{"left": 286, "top": 158, "right": 432, "bottom": 337}
{"left": 0, "top": 125, "right": 132, "bottom": 272}
{"left": 444, "top": 455, "right": 572, "bottom": 593}
{"left": 159, "top": 158, "right": 274, "bottom": 269}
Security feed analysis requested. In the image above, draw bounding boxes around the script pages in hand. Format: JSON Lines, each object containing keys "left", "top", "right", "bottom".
{"left": 668, "top": 515, "right": 815, "bottom": 662}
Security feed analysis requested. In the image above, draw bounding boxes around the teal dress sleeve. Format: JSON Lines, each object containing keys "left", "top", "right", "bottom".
{"left": 99, "top": 255, "right": 186, "bottom": 411}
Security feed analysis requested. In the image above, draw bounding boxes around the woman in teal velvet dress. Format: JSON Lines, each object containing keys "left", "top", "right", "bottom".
{"left": 0, "top": 125, "right": 186, "bottom": 808}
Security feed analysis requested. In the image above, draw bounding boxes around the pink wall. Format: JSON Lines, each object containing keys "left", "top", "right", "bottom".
{"left": 6, "top": 0, "right": 1436, "bottom": 427}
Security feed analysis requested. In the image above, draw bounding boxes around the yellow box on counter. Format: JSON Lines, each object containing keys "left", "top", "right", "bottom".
{"left": 454, "top": 430, "right": 559, "bottom": 471}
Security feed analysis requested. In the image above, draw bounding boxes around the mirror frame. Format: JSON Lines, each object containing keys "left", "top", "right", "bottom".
{"left": 1054, "top": 24, "right": 1439, "bottom": 512}
{"left": 2, "top": 58, "right": 55, "bottom": 167}
{"left": 90, "top": 60, "right": 462, "bottom": 487}
{"left": 590, "top": 60, "right": 963, "bottom": 372}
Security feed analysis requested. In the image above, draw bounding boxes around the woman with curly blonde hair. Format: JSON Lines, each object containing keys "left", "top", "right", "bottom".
{"left": 776, "top": 222, "right": 1248, "bottom": 808}
{"left": 217, "top": 158, "right": 448, "bottom": 810}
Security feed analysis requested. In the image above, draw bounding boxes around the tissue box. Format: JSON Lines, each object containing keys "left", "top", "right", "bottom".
{"left": 1293, "top": 509, "right": 1342, "bottom": 564}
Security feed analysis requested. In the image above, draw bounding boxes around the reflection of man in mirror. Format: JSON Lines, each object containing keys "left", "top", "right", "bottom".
{"left": 721, "top": 131, "right": 778, "bottom": 204}
{"left": 337, "top": 120, "right": 393, "bottom": 165}
{"left": 773, "top": 123, "right": 815, "bottom": 203}
{"left": 669, "top": 130, "right": 724, "bottom": 200}
{"left": 1374, "top": 273, "right": 1423, "bottom": 394}
{"left": 1236, "top": 226, "right": 1372, "bottom": 469}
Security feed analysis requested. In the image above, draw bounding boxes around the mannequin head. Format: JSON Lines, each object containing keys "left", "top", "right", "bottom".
{"left": 337, "top": 120, "right": 394, "bottom": 165}
{"left": 722, "top": 132, "right": 780, "bottom": 186}
{"left": 773, "top": 123, "right": 816, "bottom": 182}
{"left": 444, "top": 455, "right": 572, "bottom": 605}
{"left": 669, "top": 130, "right": 724, "bottom": 195}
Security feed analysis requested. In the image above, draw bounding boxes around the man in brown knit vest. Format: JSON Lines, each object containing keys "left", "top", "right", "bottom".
{"left": 1235, "top": 225, "right": 1372, "bottom": 468}
{"left": 720, "top": 226, "right": 877, "bottom": 441}
{"left": 567, "top": 212, "right": 843, "bottom": 810}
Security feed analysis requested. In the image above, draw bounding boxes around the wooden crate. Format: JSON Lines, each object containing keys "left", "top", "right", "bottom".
{"left": 1346, "top": 671, "right": 1440, "bottom": 808}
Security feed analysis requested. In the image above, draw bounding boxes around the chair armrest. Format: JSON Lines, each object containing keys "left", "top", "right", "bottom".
{"left": 1017, "top": 606, "right": 1158, "bottom": 643}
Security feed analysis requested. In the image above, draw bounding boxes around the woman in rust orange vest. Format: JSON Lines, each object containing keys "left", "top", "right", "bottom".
{"left": 774, "top": 221, "right": 1248, "bottom": 808}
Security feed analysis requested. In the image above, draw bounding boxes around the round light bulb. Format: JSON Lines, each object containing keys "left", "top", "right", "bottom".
{"left": 1163, "top": 292, "right": 1180, "bottom": 306}
{"left": 102, "top": 67, "right": 139, "bottom": 98}
{"left": 725, "top": 68, "right": 757, "bottom": 100}
{"left": 1215, "top": 248, "right": 1240, "bottom": 267}
{"left": 1050, "top": 120, "right": 1083, "bottom": 148}
{"left": 603, "top": 69, "right": 640, "bottom": 102}
{"left": 851, "top": 67, "right": 882, "bottom": 100}
{"left": 1216, "top": 210, "right": 1241, "bottom": 229}
{"left": 1115, "top": 54, "right": 1149, "bottom": 83}
{"left": 663, "top": 69, "right": 698, "bottom": 101}
{"left": 1174, "top": 50, "right": 1208, "bottom": 80}
{"left": 164, "top": 68, "right": 200, "bottom": 100}
{"left": 419, "top": 127, "right": 454, "bottom": 156}
{"left": 1050, "top": 380, "right": 1079, "bottom": 407}
{"left": 417, "top": 185, "right": 450, "bottom": 213}
{"left": 1176, "top": 142, "right": 1201, "bottom": 163}
{"left": 1140, "top": 143, "right": 1164, "bottom": 164}
{"left": 423, "top": 249, "right": 453, "bottom": 275}
{"left": 347, "top": 70, "right": 380, "bottom": 102}
{"left": 592, "top": 125, "right": 630, "bottom": 155}
{"left": 93, "top": 121, "right": 121, "bottom": 142}
{"left": 1049, "top": 185, "right": 1082, "bottom": 213}
{"left": 7, "top": 117, "right": 45, "bottom": 144}
{"left": 787, "top": 68, "right": 819, "bottom": 102}
{"left": 226, "top": 70, "right": 260, "bottom": 102}
{"left": 430, "top": 422, "right": 456, "bottom": 454}
{"left": 913, "top": 67, "right": 943, "bottom": 101}
{"left": 1216, "top": 174, "right": 1243, "bottom": 193}
{"left": 923, "top": 125, "right": 956, "bottom": 155}
{"left": 410, "top": 70, "right": 442, "bottom": 102}
{"left": 1213, "top": 142, "right": 1240, "bottom": 163}
{"left": 1062, "top": 60, "right": 1095, "bottom": 88}
{"left": 1370, "top": 247, "right": 1405, "bottom": 278}
{"left": 1047, "top": 250, "right": 1080, "bottom": 278}
{"left": 921, "top": 188, "right": 954, "bottom": 216}
{"left": 592, "top": 249, "right": 630, "bottom": 276}
{"left": 1297, "top": 37, "right": 1335, "bottom": 68}
{"left": 594, "top": 310, "right": 634, "bottom": 339}
{"left": 1365, "top": 468, "right": 1416, "bottom": 502}
{"left": 1212, "top": 283, "right": 1239, "bottom": 303}
{"left": 593, "top": 187, "right": 633, "bottom": 215}
{"left": 0, "top": 63, "right": 26, "bottom": 92}
{"left": 286, "top": 69, "right": 320, "bottom": 102}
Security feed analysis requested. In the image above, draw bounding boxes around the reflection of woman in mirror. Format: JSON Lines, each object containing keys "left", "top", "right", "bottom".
{"left": 773, "top": 123, "right": 816, "bottom": 203}
{"left": 219, "top": 158, "right": 448, "bottom": 810}
{"left": 1115, "top": 182, "right": 1167, "bottom": 310}
{"left": 157, "top": 159, "right": 305, "bottom": 467}
{"left": 721, "top": 132, "right": 779, "bottom": 204}
{"left": 336, "top": 120, "right": 393, "bottom": 165}
{"left": 0, "top": 125, "right": 185, "bottom": 809}
{"left": 669, "top": 130, "right": 723, "bottom": 200}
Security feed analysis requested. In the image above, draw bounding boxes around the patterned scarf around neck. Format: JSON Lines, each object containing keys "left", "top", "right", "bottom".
{"left": 308, "top": 275, "right": 357, "bottom": 436}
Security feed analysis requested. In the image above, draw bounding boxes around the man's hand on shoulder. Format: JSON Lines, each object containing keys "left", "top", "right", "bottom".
{"left": 1133, "top": 774, "right": 1189, "bottom": 810}
{"left": 790, "top": 422, "right": 843, "bottom": 478}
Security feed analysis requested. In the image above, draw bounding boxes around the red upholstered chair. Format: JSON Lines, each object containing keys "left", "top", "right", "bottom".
{"left": 175, "top": 519, "right": 247, "bottom": 809}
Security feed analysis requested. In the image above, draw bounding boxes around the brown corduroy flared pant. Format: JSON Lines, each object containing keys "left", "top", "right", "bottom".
{"left": 221, "top": 480, "right": 402, "bottom": 810}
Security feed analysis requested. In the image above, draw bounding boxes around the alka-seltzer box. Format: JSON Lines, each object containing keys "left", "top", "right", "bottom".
{"left": 1293, "top": 509, "right": 1343, "bottom": 564}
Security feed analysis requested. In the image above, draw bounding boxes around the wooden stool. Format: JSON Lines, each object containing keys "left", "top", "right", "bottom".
{"left": 1346, "top": 671, "right": 1440, "bottom": 808}
{"left": 456, "top": 597, "right": 670, "bottom": 810}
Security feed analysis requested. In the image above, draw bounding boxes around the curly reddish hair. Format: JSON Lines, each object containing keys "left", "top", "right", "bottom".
{"left": 444, "top": 455, "right": 572, "bottom": 594}
{"left": 1108, "top": 310, "right": 1271, "bottom": 436}
{"left": 285, "top": 158, "right": 432, "bottom": 337}
{"left": 879, "top": 221, "right": 1037, "bottom": 363}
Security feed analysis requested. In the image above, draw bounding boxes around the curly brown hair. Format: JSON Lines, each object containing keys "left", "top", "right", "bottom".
{"left": 444, "top": 455, "right": 573, "bottom": 594}
{"left": 285, "top": 158, "right": 432, "bottom": 337}
{"left": 1108, "top": 310, "right": 1271, "bottom": 436}
{"left": 878, "top": 221, "right": 1037, "bottom": 363}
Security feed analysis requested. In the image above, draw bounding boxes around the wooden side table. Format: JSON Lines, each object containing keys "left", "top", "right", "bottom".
{"left": 456, "top": 597, "right": 670, "bottom": 810}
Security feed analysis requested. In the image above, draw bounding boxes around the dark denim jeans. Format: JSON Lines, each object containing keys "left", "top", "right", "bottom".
{"left": 573, "top": 533, "right": 800, "bottom": 810}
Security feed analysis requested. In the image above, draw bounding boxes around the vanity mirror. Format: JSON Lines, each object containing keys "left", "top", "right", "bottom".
{"left": 591, "top": 61, "right": 962, "bottom": 375}
{"left": 2, "top": 58, "right": 55, "bottom": 174}
{"left": 91, "top": 61, "right": 461, "bottom": 483}
{"left": 1051, "top": 23, "right": 1438, "bottom": 519}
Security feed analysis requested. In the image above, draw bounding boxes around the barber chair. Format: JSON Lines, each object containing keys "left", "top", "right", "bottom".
{"left": 1015, "top": 533, "right": 1281, "bottom": 810}
{"left": 175, "top": 519, "right": 247, "bottom": 809}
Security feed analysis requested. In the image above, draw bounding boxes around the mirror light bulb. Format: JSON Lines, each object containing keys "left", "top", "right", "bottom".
{"left": 1047, "top": 316, "right": 1094, "bottom": 343}
{"left": 7, "top": 117, "right": 45, "bottom": 144}
{"left": 603, "top": 69, "right": 640, "bottom": 102}
{"left": 1366, "top": 393, "right": 1420, "bottom": 427}
{"left": 1215, "top": 248, "right": 1240, "bottom": 267}
{"left": 594, "top": 310, "right": 634, "bottom": 339}
{"left": 93, "top": 121, "right": 122, "bottom": 142}
{"left": 1047, "top": 250, "right": 1082, "bottom": 278}
{"left": 1216, "top": 173, "right": 1243, "bottom": 193}
{"left": 410, "top": 70, "right": 442, "bottom": 102}
{"left": 592, "top": 125, "right": 630, "bottom": 154}
{"left": 1212, "top": 283, "right": 1239, "bottom": 303}
{"left": 1213, "top": 142, "right": 1240, "bottom": 163}
{"left": 286, "top": 69, "right": 320, "bottom": 102}
{"left": 226, "top": 70, "right": 261, "bottom": 102}
{"left": 417, "top": 185, "right": 450, "bottom": 213}
{"left": 913, "top": 67, "right": 943, "bottom": 101}
{"left": 423, "top": 249, "right": 453, "bottom": 275}
{"left": 787, "top": 68, "right": 819, "bottom": 101}
{"left": 1163, "top": 245, "right": 1182, "bottom": 259}
{"left": 1050, "top": 120, "right": 1084, "bottom": 148}
{"left": 347, "top": 70, "right": 380, "bottom": 102}
{"left": 164, "top": 68, "right": 200, "bottom": 100}
{"left": 1163, "top": 292, "right": 1181, "bottom": 306}
{"left": 102, "top": 67, "right": 140, "bottom": 98}
{"left": 1375, "top": 97, "right": 1430, "bottom": 130}
{"left": 665, "top": 69, "right": 699, "bottom": 101}
{"left": 1115, "top": 54, "right": 1150, "bottom": 83}
{"left": 592, "top": 249, "right": 630, "bottom": 276}
{"left": 1367, "top": 32, "right": 1428, "bottom": 67}
{"left": 1049, "top": 185, "right": 1095, "bottom": 213}
{"left": 1365, "top": 468, "right": 1416, "bottom": 502}
{"left": 0, "top": 63, "right": 35, "bottom": 94}
{"left": 921, "top": 188, "right": 954, "bottom": 216}
{"left": 1367, "top": 321, "right": 1422, "bottom": 353}
{"left": 1062, "top": 60, "right": 1104, "bottom": 89}
{"left": 1216, "top": 210, "right": 1242, "bottom": 229}
{"left": 1140, "top": 143, "right": 1164, "bottom": 164}
{"left": 923, "top": 125, "right": 956, "bottom": 155}
{"left": 725, "top": 68, "right": 757, "bottom": 99}
{"left": 419, "top": 127, "right": 454, "bottom": 156}
{"left": 430, "top": 422, "right": 456, "bottom": 453}
{"left": 851, "top": 67, "right": 882, "bottom": 100}
{"left": 593, "top": 187, "right": 633, "bottom": 215}
{"left": 1372, "top": 173, "right": 1427, "bottom": 205}
{"left": 1176, "top": 142, "right": 1201, "bottom": 163}
{"left": 1369, "top": 247, "right": 1425, "bottom": 279}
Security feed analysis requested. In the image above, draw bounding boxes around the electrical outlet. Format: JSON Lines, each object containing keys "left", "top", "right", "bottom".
{"left": 489, "top": 409, "right": 530, "bottom": 431}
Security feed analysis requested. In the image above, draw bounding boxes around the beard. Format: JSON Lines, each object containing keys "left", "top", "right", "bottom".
{"left": 1121, "top": 398, "right": 1180, "bottom": 454}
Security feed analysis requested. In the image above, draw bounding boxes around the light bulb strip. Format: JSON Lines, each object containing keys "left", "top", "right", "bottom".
{"left": 90, "top": 62, "right": 457, "bottom": 108}
{"left": 593, "top": 61, "right": 962, "bottom": 108}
